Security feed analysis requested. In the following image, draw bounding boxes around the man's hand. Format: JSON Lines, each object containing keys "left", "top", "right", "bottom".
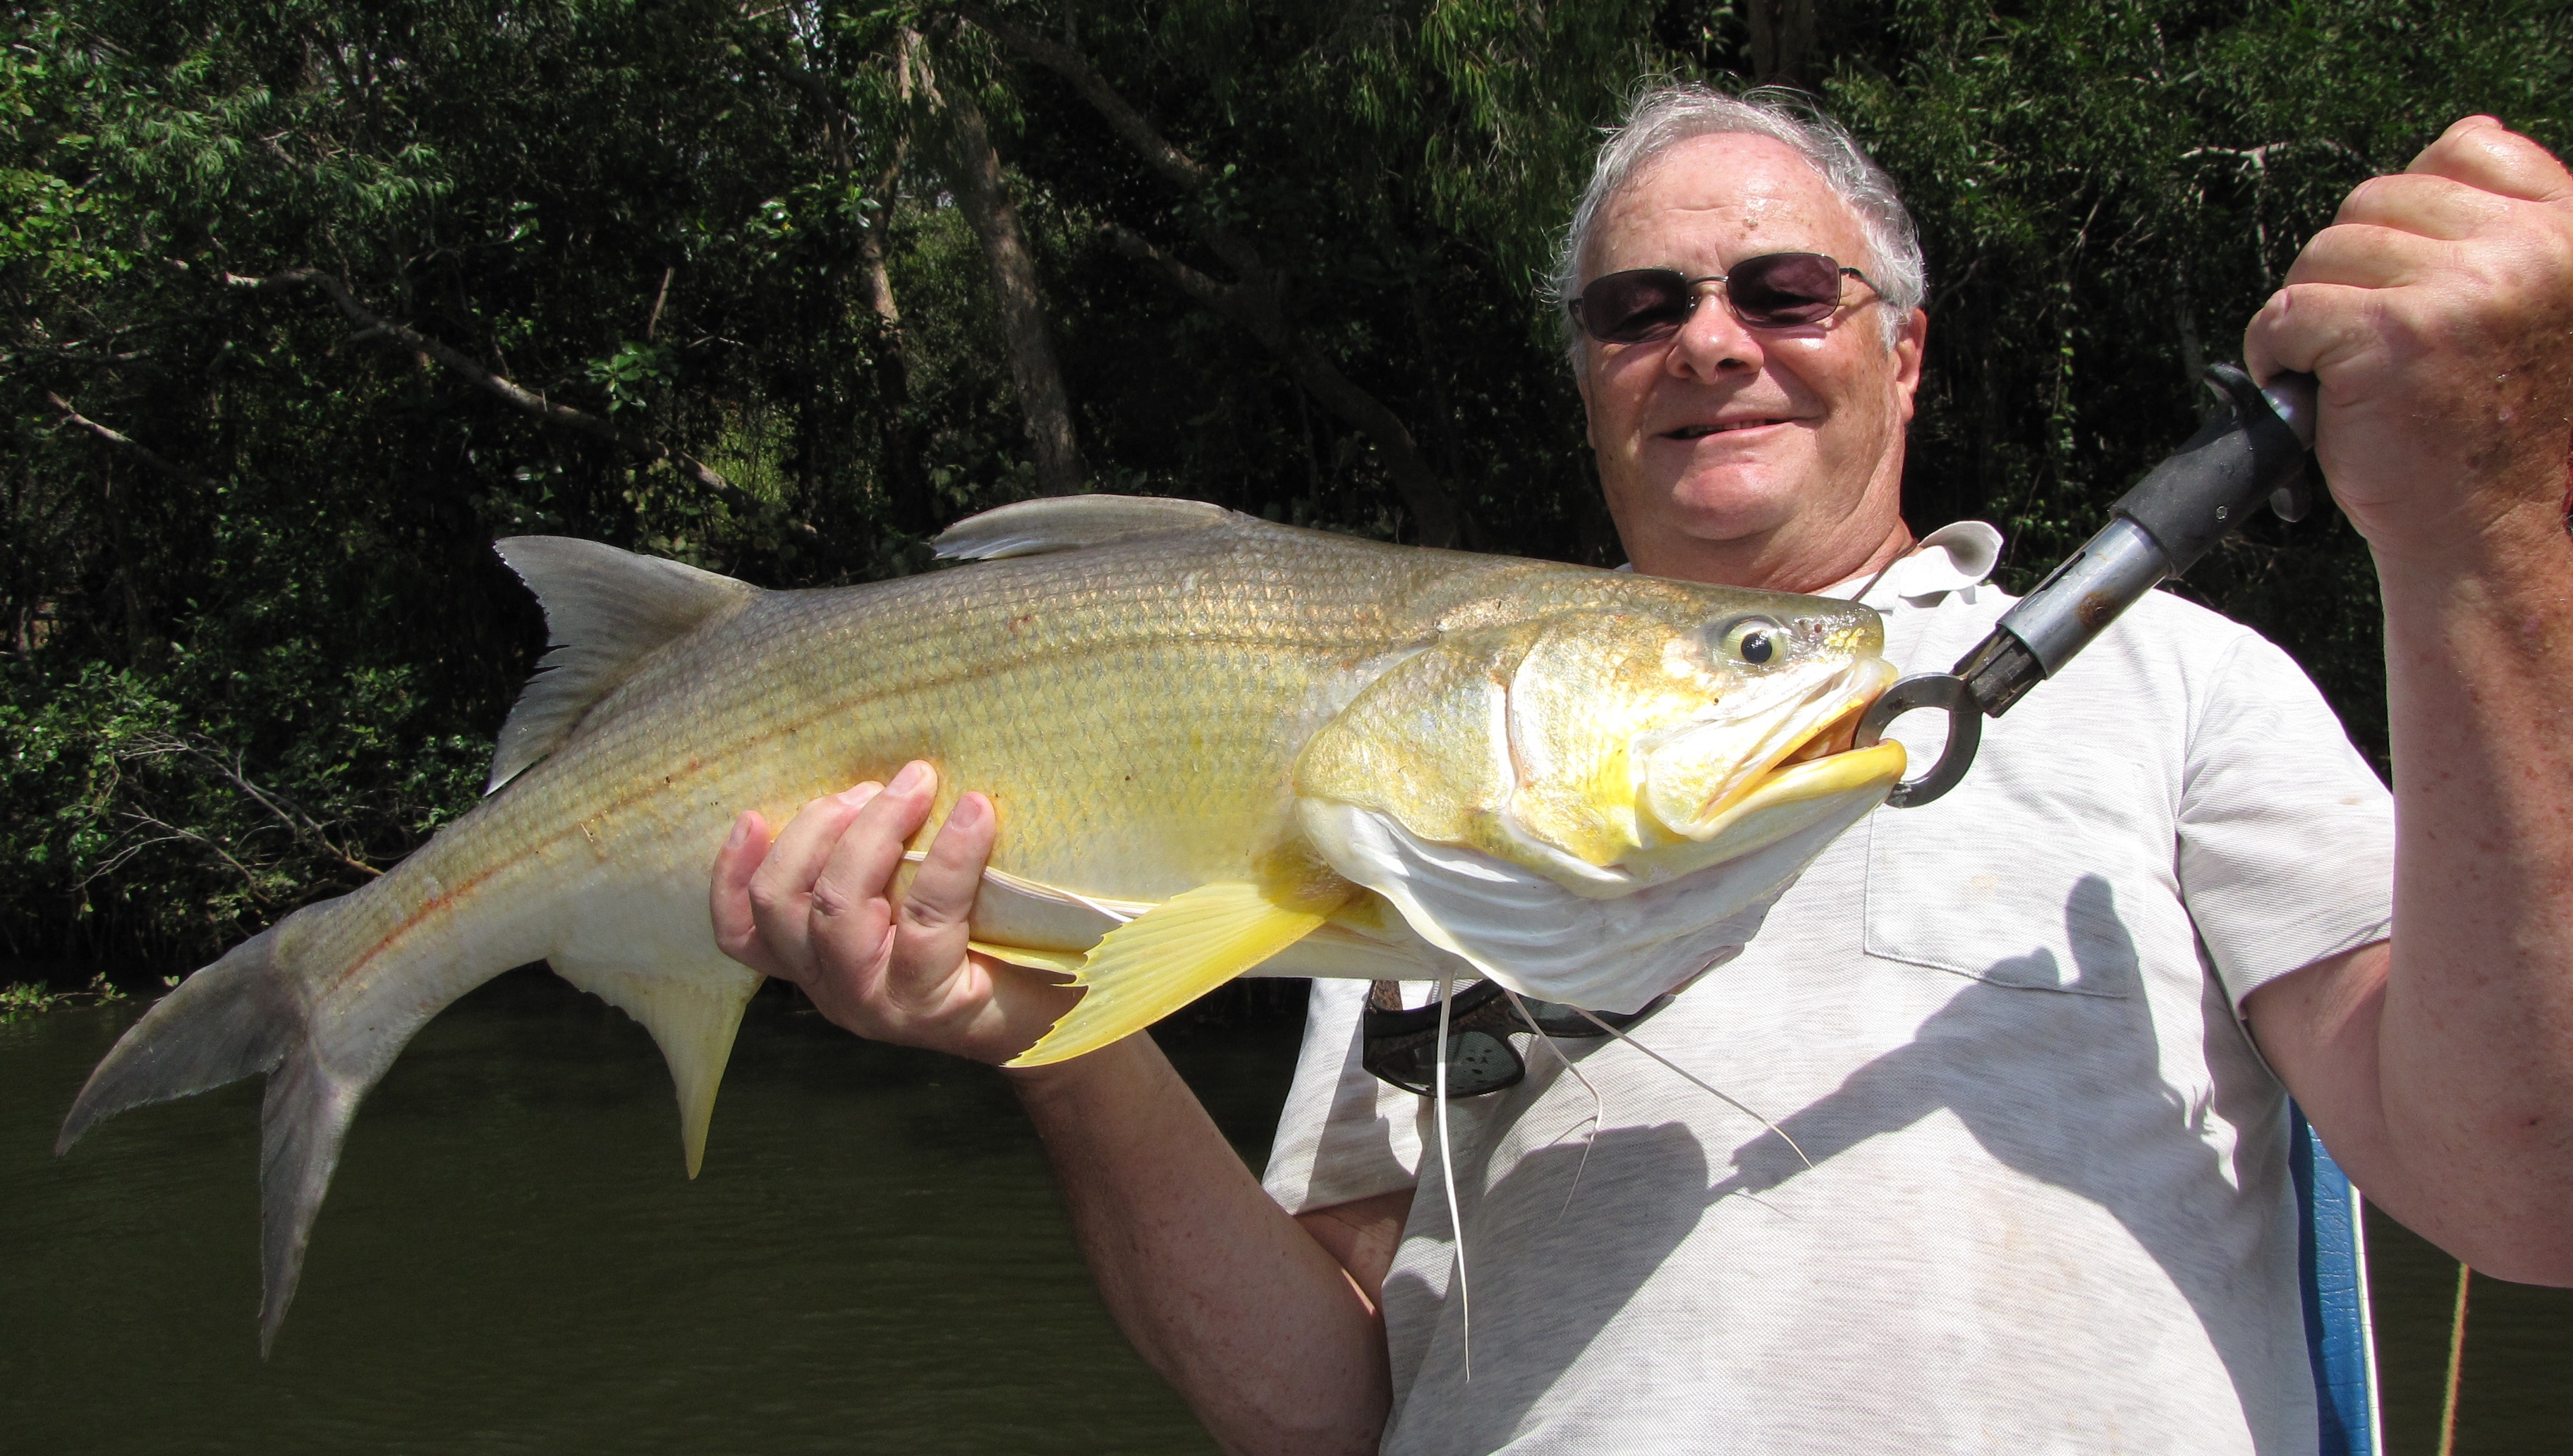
{"left": 2244, "top": 115, "right": 2573, "bottom": 565}
{"left": 709, "top": 760, "right": 1078, "bottom": 1065}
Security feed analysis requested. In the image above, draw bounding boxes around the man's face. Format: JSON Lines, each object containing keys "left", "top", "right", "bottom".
{"left": 1576, "top": 132, "right": 1927, "bottom": 590}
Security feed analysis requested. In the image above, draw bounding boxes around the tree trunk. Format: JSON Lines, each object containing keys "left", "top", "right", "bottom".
{"left": 907, "top": 31, "right": 1085, "bottom": 497}
{"left": 1746, "top": 0, "right": 1818, "bottom": 88}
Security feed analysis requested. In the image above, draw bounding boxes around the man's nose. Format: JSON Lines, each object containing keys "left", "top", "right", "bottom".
{"left": 1664, "top": 282, "right": 1765, "bottom": 379}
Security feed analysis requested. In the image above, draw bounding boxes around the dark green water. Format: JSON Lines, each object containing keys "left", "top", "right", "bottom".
{"left": 8, "top": 972, "right": 2570, "bottom": 1452}
{"left": 3, "top": 972, "right": 1297, "bottom": 1454}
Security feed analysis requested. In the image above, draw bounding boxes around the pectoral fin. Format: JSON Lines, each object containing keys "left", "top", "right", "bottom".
{"left": 552, "top": 954, "right": 762, "bottom": 1177}
{"left": 1006, "top": 881, "right": 1349, "bottom": 1067}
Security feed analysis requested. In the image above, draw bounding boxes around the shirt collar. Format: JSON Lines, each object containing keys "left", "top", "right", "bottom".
{"left": 1825, "top": 520, "right": 2003, "bottom": 609}
{"left": 1609, "top": 520, "right": 2005, "bottom": 609}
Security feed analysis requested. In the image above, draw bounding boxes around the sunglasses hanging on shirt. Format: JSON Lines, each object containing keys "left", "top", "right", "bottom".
{"left": 1360, "top": 979, "right": 1674, "bottom": 1099}
{"left": 1570, "top": 252, "right": 1880, "bottom": 343}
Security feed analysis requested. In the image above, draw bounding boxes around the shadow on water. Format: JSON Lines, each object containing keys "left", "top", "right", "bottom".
{"left": 1, "top": 967, "right": 1301, "bottom": 1455}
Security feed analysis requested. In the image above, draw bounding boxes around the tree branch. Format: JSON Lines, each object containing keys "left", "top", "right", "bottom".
{"left": 956, "top": 4, "right": 1264, "bottom": 280}
{"left": 906, "top": 27, "right": 1086, "bottom": 496}
{"left": 956, "top": 4, "right": 1206, "bottom": 192}
{"left": 1104, "top": 230, "right": 1461, "bottom": 548}
{"left": 963, "top": 11, "right": 1459, "bottom": 544}
{"left": 121, "top": 730, "right": 382, "bottom": 879}
{"left": 221, "top": 267, "right": 798, "bottom": 529}
{"left": 45, "top": 393, "right": 215, "bottom": 491}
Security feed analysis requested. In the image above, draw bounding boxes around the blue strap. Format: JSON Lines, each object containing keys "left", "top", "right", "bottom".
{"left": 2292, "top": 1103, "right": 2383, "bottom": 1456}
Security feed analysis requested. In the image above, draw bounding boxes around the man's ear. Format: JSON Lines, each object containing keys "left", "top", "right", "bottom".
{"left": 1574, "top": 354, "right": 1601, "bottom": 449}
{"left": 1892, "top": 307, "right": 1928, "bottom": 422}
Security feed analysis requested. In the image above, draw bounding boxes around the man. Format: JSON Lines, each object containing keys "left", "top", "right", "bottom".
{"left": 708, "top": 86, "right": 2573, "bottom": 1452}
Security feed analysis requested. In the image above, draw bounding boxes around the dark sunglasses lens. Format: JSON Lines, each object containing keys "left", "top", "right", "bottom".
{"left": 1373, "top": 1029, "right": 1523, "bottom": 1098}
{"left": 1729, "top": 253, "right": 1842, "bottom": 325}
{"left": 1578, "top": 270, "right": 1693, "bottom": 343}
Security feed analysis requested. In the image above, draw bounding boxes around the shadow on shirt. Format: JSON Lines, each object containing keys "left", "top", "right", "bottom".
{"left": 1377, "top": 1120, "right": 1711, "bottom": 1450}
{"left": 1705, "top": 872, "right": 2291, "bottom": 1440}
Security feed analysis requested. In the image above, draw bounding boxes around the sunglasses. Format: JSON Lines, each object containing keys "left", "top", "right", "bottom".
{"left": 1361, "top": 978, "right": 1673, "bottom": 1099}
{"left": 1569, "top": 253, "right": 1878, "bottom": 343}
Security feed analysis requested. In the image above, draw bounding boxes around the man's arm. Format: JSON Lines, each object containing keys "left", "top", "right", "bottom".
{"left": 2242, "top": 116, "right": 2573, "bottom": 1284}
{"left": 1018, "top": 1041, "right": 1408, "bottom": 1453}
{"left": 707, "top": 763, "right": 1399, "bottom": 1451}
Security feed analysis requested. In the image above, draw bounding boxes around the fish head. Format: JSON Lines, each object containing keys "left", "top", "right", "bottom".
{"left": 1298, "top": 585, "right": 1904, "bottom": 895}
{"left": 1294, "top": 583, "right": 1904, "bottom": 1008}
{"left": 1519, "top": 593, "right": 1904, "bottom": 890}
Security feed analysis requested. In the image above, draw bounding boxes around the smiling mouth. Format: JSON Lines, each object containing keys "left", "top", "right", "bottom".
{"left": 1666, "top": 419, "right": 1791, "bottom": 439}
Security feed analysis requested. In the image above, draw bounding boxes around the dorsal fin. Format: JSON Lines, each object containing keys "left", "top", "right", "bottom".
{"left": 931, "top": 494, "right": 1244, "bottom": 561}
{"left": 487, "top": 537, "right": 755, "bottom": 793}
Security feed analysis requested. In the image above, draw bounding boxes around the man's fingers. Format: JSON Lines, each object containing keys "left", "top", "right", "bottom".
{"left": 2246, "top": 281, "right": 2393, "bottom": 382}
{"left": 2333, "top": 171, "right": 2514, "bottom": 243}
{"left": 744, "top": 782, "right": 881, "bottom": 979}
{"left": 710, "top": 810, "right": 777, "bottom": 975}
{"left": 2408, "top": 116, "right": 2573, "bottom": 207}
{"left": 892, "top": 790, "right": 996, "bottom": 996}
{"left": 803, "top": 763, "right": 937, "bottom": 979}
{"left": 748, "top": 787, "right": 870, "bottom": 912}
{"left": 2280, "top": 221, "right": 2440, "bottom": 293}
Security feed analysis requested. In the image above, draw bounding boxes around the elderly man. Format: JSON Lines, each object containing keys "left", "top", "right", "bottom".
{"left": 710, "top": 86, "right": 2573, "bottom": 1453}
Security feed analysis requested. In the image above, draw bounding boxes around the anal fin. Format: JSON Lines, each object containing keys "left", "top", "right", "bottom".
{"left": 1005, "top": 881, "right": 1348, "bottom": 1067}
{"left": 552, "top": 955, "right": 762, "bottom": 1177}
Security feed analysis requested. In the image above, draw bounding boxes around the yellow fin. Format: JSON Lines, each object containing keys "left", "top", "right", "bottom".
{"left": 552, "top": 955, "right": 762, "bottom": 1177}
{"left": 970, "top": 941, "right": 1087, "bottom": 974}
{"left": 1005, "top": 881, "right": 1347, "bottom": 1067}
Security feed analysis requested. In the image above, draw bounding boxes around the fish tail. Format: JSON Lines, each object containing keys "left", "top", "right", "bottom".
{"left": 56, "top": 893, "right": 452, "bottom": 1355}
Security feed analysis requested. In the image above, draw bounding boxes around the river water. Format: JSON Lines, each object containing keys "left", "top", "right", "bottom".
{"left": 6, "top": 970, "right": 2568, "bottom": 1452}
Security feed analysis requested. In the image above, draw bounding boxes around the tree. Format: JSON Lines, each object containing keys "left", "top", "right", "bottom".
{"left": 5, "top": 0, "right": 2567, "bottom": 967}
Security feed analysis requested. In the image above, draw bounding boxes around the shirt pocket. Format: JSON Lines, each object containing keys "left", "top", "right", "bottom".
{"left": 1861, "top": 714, "right": 2182, "bottom": 1001}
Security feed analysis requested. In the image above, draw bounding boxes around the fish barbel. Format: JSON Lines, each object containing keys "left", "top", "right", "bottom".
{"left": 57, "top": 494, "right": 1904, "bottom": 1348}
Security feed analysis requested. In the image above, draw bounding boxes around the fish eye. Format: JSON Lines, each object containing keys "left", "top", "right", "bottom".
{"left": 1715, "top": 616, "right": 1783, "bottom": 666}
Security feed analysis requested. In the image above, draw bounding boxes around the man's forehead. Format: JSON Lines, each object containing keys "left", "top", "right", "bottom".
{"left": 1590, "top": 133, "right": 1869, "bottom": 269}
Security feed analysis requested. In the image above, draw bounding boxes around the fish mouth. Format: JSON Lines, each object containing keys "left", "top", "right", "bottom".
{"left": 1720, "top": 688, "right": 1907, "bottom": 826}
{"left": 1772, "top": 674, "right": 1881, "bottom": 768}
{"left": 1460, "top": 651, "right": 1909, "bottom": 900}
{"left": 1592, "top": 660, "right": 1904, "bottom": 891}
{"left": 1643, "top": 655, "right": 1902, "bottom": 835}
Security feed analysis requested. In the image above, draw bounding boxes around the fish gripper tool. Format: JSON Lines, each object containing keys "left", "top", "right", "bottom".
{"left": 1856, "top": 365, "right": 2319, "bottom": 809}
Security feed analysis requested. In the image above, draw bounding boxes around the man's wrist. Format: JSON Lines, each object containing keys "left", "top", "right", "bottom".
{"left": 2370, "top": 492, "right": 2573, "bottom": 610}
{"left": 1002, "top": 1032, "right": 1160, "bottom": 1113}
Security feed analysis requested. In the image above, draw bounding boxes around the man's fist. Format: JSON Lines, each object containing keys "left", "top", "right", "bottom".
{"left": 710, "top": 761, "right": 1080, "bottom": 1066}
{"left": 2246, "top": 116, "right": 2573, "bottom": 568}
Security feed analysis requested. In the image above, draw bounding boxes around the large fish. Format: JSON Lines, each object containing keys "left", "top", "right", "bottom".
{"left": 57, "top": 494, "right": 1903, "bottom": 1348}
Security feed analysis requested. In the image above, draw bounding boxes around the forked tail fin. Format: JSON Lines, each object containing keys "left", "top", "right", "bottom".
{"left": 58, "top": 901, "right": 401, "bottom": 1355}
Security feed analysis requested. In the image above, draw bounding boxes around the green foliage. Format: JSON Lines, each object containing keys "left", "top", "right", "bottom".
{"left": 1820, "top": 0, "right": 2572, "bottom": 766}
{"left": 0, "top": 970, "right": 127, "bottom": 1024}
{"left": 586, "top": 341, "right": 677, "bottom": 415}
{"left": 5, "top": 0, "right": 2566, "bottom": 969}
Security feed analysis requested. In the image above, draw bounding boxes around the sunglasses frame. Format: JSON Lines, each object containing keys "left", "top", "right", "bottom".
{"left": 1360, "top": 978, "right": 1673, "bottom": 1100}
{"left": 1569, "top": 253, "right": 1879, "bottom": 345}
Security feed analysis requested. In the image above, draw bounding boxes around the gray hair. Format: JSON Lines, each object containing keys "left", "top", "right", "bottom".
{"left": 1551, "top": 83, "right": 1926, "bottom": 363}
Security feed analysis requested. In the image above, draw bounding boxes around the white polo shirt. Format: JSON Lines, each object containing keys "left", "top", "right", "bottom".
{"left": 1261, "top": 524, "right": 2395, "bottom": 1455}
